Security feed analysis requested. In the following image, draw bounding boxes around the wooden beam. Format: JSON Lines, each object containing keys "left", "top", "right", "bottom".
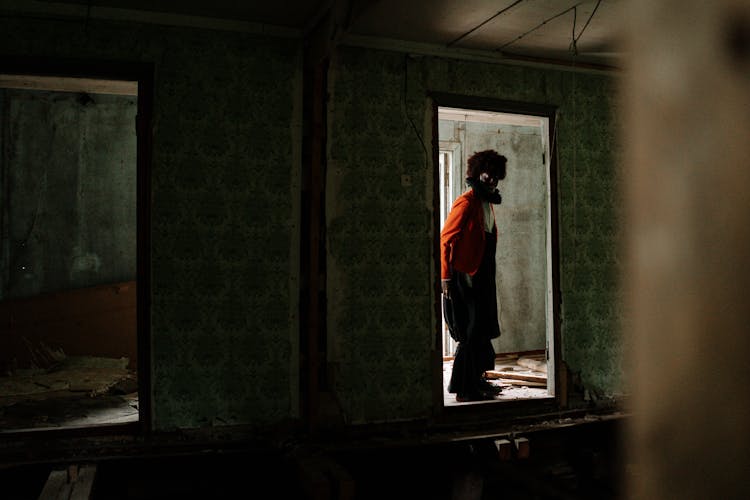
{"left": 38, "top": 469, "right": 67, "bottom": 499}
{"left": 498, "top": 378, "right": 547, "bottom": 388}
{"left": 559, "top": 361, "right": 569, "bottom": 408}
{"left": 38, "top": 464, "right": 96, "bottom": 500}
{"left": 302, "top": 57, "right": 329, "bottom": 431}
{"left": 0, "top": 74, "right": 137, "bottom": 95}
{"left": 484, "top": 371, "right": 547, "bottom": 384}
{"left": 69, "top": 465, "right": 96, "bottom": 500}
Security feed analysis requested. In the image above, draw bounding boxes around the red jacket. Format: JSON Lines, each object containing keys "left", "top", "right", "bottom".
{"left": 440, "top": 189, "right": 496, "bottom": 279}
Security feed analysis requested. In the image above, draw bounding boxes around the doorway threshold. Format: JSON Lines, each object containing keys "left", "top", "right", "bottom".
{"left": 443, "top": 351, "right": 550, "bottom": 406}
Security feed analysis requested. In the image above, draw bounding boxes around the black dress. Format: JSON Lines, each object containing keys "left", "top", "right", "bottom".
{"left": 447, "top": 228, "right": 501, "bottom": 398}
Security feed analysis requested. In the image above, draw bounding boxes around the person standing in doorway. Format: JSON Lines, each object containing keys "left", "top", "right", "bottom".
{"left": 441, "top": 149, "right": 507, "bottom": 402}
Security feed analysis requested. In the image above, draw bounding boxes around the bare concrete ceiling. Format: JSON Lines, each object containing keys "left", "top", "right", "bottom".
{"left": 16, "top": 0, "right": 625, "bottom": 67}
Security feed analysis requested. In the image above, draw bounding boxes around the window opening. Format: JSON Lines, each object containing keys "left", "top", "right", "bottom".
{"left": 438, "top": 104, "right": 556, "bottom": 406}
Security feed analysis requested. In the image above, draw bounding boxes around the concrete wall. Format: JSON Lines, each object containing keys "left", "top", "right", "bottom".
{"left": 438, "top": 119, "right": 548, "bottom": 354}
{"left": 0, "top": 17, "right": 302, "bottom": 430}
{"left": 0, "top": 89, "right": 137, "bottom": 300}
{"left": 327, "top": 46, "right": 622, "bottom": 424}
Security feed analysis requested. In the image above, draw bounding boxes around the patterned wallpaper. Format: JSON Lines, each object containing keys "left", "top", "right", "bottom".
{"left": 0, "top": 14, "right": 621, "bottom": 431}
{"left": 0, "top": 17, "right": 302, "bottom": 429}
{"left": 326, "top": 50, "right": 435, "bottom": 424}
{"left": 327, "top": 47, "right": 622, "bottom": 423}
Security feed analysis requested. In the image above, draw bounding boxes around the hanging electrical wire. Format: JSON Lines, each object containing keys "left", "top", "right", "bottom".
{"left": 570, "top": 0, "right": 603, "bottom": 55}
{"left": 570, "top": 6, "right": 579, "bottom": 55}
{"left": 448, "top": 0, "right": 526, "bottom": 47}
{"left": 403, "top": 54, "right": 428, "bottom": 169}
{"left": 497, "top": 2, "right": 582, "bottom": 51}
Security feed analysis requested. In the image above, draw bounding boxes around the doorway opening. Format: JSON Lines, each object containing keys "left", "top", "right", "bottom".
{"left": 436, "top": 100, "right": 559, "bottom": 407}
{"left": 0, "top": 71, "right": 147, "bottom": 431}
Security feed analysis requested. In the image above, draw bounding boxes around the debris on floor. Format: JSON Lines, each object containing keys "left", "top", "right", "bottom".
{"left": 443, "top": 351, "right": 550, "bottom": 405}
{"left": 488, "top": 352, "right": 548, "bottom": 387}
{"left": 0, "top": 353, "right": 138, "bottom": 430}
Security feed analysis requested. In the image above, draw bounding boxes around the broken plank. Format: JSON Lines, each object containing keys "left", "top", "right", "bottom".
{"left": 38, "top": 464, "right": 96, "bottom": 500}
{"left": 38, "top": 469, "right": 67, "bottom": 499}
{"left": 485, "top": 370, "right": 547, "bottom": 384}
{"left": 498, "top": 378, "right": 547, "bottom": 388}
{"left": 69, "top": 465, "right": 96, "bottom": 500}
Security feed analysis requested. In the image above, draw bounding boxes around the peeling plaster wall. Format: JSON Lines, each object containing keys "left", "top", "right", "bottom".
{"left": 0, "top": 89, "right": 137, "bottom": 300}
{"left": 0, "top": 17, "right": 302, "bottom": 429}
{"left": 327, "top": 46, "right": 622, "bottom": 424}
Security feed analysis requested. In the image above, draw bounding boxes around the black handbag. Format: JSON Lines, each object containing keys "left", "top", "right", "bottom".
{"left": 442, "top": 293, "right": 467, "bottom": 343}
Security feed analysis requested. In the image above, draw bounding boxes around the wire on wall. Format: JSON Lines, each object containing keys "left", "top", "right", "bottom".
{"left": 566, "top": 1, "right": 598, "bottom": 294}
{"left": 570, "top": 6, "right": 578, "bottom": 55}
{"left": 403, "top": 54, "right": 428, "bottom": 170}
{"left": 570, "top": 0, "right": 603, "bottom": 55}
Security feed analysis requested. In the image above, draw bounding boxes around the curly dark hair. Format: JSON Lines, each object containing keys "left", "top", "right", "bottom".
{"left": 466, "top": 150, "right": 507, "bottom": 180}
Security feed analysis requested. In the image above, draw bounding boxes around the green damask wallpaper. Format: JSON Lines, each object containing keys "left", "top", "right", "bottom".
{"left": 327, "top": 46, "right": 622, "bottom": 423}
{"left": 0, "top": 17, "right": 302, "bottom": 429}
{"left": 0, "top": 14, "right": 621, "bottom": 431}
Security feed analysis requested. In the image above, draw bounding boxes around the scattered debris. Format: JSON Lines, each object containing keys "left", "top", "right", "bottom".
{"left": 22, "top": 337, "right": 66, "bottom": 370}
{"left": 445, "top": 352, "right": 551, "bottom": 404}
{"left": 62, "top": 356, "right": 129, "bottom": 370}
{"left": 0, "top": 354, "right": 139, "bottom": 429}
{"left": 517, "top": 356, "right": 548, "bottom": 374}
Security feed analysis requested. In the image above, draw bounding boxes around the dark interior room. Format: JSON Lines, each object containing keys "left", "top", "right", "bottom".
{"left": 1, "top": 1, "right": 749, "bottom": 499}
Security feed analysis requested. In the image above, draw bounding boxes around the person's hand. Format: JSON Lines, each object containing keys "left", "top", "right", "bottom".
{"left": 441, "top": 279, "right": 451, "bottom": 298}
